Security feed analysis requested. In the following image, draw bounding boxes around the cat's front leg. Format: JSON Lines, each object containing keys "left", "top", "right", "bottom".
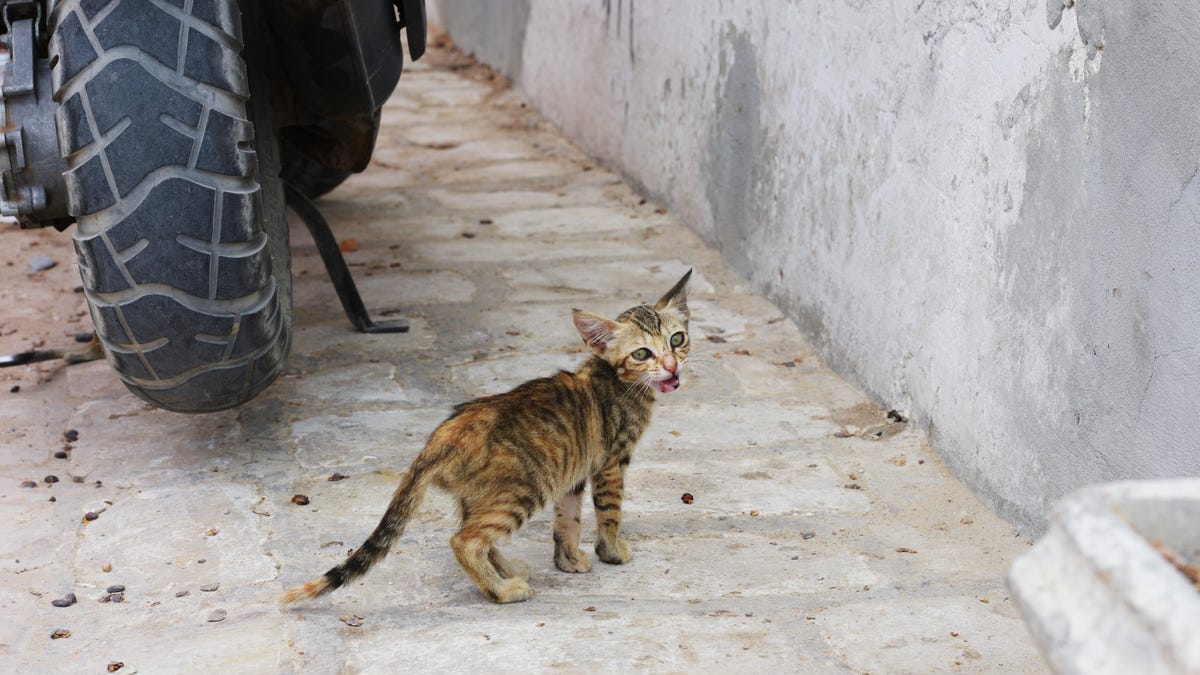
{"left": 553, "top": 481, "right": 592, "bottom": 573}
{"left": 592, "top": 457, "right": 632, "bottom": 564}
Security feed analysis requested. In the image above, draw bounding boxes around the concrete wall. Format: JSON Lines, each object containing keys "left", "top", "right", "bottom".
{"left": 429, "top": 0, "right": 1200, "bottom": 533}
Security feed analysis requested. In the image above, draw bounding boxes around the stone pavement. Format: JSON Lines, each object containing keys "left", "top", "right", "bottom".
{"left": 0, "top": 42, "right": 1047, "bottom": 672}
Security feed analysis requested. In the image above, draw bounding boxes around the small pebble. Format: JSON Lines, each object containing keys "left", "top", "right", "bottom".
{"left": 107, "top": 662, "right": 124, "bottom": 673}
{"left": 207, "top": 609, "right": 227, "bottom": 622}
{"left": 73, "top": 332, "right": 93, "bottom": 343}
{"left": 9, "top": 385, "right": 19, "bottom": 393}
{"left": 101, "top": 563, "right": 112, "bottom": 573}
{"left": 106, "top": 585, "right": 125, "bottom": 594}
{"left": 339, "top": 614, "right": 364, "bottom": 627}
{"left": 200, "top": 582, "right": 219, "bottom": 592}
{"left": 478, "top": 218, "right": 493, "bottom": 225}
{"left": 292, "top": 494, "right": 310, "bottom": 505}
{"left": 64, "top": 429, "right": 79, "bottom": 442}
{"left": 175, "top": 590, "right": 189, "bottom": 598}
{"left": 328, "top": 472, "right": 347, "bottom": 482}
{"left": 51, "top": 593, "right": 77, "bottom": 607}
{"left": 50, "top": 628, "right": 71, "bottom": 639}
{"left": 801, "top": 531, "right": 816, "bottom": 540}
{"left": 19, "top": 480, "right": 36, "bottom": 488}
{"left": 53, "top": 451, "right": 68, "bottom": 459}
{"left": 29, "top": 256, "right": 57, "bottom": 272}
{"left": 680, "top": 492, "right": 694, "bottom": 504}
{"left": 83, "top": 512, "right": 99, "bottom": 521}
{"left": 44, "top": 475, "right": 59, "bottom": 484}
{"left": 48, "top": 496, "right": 56, "bottom": 502}
{"left": 100, "top": 592, "right": 124, "bottom": 603}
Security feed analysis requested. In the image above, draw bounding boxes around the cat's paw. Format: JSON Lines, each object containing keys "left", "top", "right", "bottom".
{"left": 595, "top": 537, "right": 632, "bottom": 565}
{"left": 491, "top": 578, "right": 533, "bottom": 604}
{"left": 554, "top": 548, "right": 593, "bottom": 573}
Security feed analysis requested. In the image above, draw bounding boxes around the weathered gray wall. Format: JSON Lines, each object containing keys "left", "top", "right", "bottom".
{"left": 429, "top": 0, "right": 1200, "bottom": 533}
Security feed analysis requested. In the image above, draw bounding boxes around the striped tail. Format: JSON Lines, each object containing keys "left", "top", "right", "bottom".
{"left": 281, "top": 462, "right": 431, "bottom": 604}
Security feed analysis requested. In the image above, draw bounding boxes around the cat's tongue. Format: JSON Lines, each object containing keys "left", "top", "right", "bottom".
{"left": 656, "top": 375, "right": 680, "bottom": 393}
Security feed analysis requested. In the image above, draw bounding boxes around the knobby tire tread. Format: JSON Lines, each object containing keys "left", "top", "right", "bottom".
{"left": 49, "top": 0, "right": 291, "bottom": 412}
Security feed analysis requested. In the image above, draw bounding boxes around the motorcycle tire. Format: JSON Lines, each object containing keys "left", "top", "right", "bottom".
{"left": 49, "top": 0, "right": 292, "bottom": 413}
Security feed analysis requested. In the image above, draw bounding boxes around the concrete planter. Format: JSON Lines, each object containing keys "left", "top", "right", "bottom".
{"left": 1009, "top": 479, "right": 1200, "bottom": 674}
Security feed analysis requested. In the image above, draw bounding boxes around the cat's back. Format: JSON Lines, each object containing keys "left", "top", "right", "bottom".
{"left": 456, "top": 370, "right": 591, "bottom": 418}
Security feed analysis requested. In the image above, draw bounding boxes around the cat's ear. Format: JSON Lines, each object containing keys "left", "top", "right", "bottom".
{"left": 573, "top": 309, "right": 620, "bottom": 355}
{"left": 655, "top": 268, "right": 692, "bottom": 321}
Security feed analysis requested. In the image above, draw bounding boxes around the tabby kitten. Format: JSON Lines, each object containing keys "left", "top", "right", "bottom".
{"left": 282, "top": 270, "right": 693, "bottom": 604}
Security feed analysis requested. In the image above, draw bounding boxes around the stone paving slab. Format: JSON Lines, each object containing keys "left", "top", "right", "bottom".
{"left": 0, "top": 41, "right": 1046, "bottom": 673}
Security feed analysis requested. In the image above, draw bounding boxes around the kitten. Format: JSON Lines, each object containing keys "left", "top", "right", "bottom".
{"left": 282, "top": 270, "right": 693, "bottom": 604}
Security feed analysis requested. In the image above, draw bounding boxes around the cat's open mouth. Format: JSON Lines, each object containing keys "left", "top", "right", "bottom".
{"left": 656, "top": 374, "right": 680, "bottom": 393}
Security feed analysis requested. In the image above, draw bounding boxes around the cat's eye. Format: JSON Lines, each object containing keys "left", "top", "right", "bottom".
{"left": 631, "top": 347, "right": 652, "bottom": 361}
{"left": 670, "top": 332, "right": 686, "bottom": 348}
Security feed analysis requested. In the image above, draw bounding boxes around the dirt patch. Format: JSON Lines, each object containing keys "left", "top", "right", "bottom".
{"left": 831, "top": 402, "right": 908, "bottom": 440}
{"left": 425, "top": 27, "right": 513, "bottom": 95}
{"left": 1152, "top": 540, "right": 1200, "bottom": 591}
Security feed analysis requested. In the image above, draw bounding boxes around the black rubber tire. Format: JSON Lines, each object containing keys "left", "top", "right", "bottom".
{"left": 49, "top": 0, "right": 291, "bottom": 413}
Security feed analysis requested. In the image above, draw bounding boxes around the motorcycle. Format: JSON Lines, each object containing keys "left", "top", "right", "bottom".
{"left": 0, "top": 0, "right": 425, "bottom": 412}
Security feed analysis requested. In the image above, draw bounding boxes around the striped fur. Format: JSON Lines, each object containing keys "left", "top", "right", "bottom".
{"left": 281, "top": 270, "right": 692, "bottom": 604}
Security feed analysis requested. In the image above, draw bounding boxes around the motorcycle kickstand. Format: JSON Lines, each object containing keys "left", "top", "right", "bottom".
{"left": 283, "top": 184, "right": 409, "bottom": 334}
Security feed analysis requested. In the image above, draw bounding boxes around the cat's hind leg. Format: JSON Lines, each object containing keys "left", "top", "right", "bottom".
{"left": 489, "top": 548, "right": 531, "bottom": 581}
{"left": 451, "top": 529, "right": 531, "bottom": 603}
{"left": 553, "top": 481, "right": 592, "bottom": 573}
{"left": 451, "top": 500, "right": 533, "bottom": 603}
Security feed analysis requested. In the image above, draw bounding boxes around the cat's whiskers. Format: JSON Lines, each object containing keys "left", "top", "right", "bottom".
{"left": 620, "top": 373, "right": 654, "bottom": 404}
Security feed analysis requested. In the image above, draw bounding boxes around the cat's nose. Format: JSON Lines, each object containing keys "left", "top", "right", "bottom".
{"left": 662, "top": 354, "right": 678, "bottom": 373}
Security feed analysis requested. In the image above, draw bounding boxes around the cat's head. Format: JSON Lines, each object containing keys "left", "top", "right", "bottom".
{"left": 573, "top": 270, "right": 692, "bottom": 394}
